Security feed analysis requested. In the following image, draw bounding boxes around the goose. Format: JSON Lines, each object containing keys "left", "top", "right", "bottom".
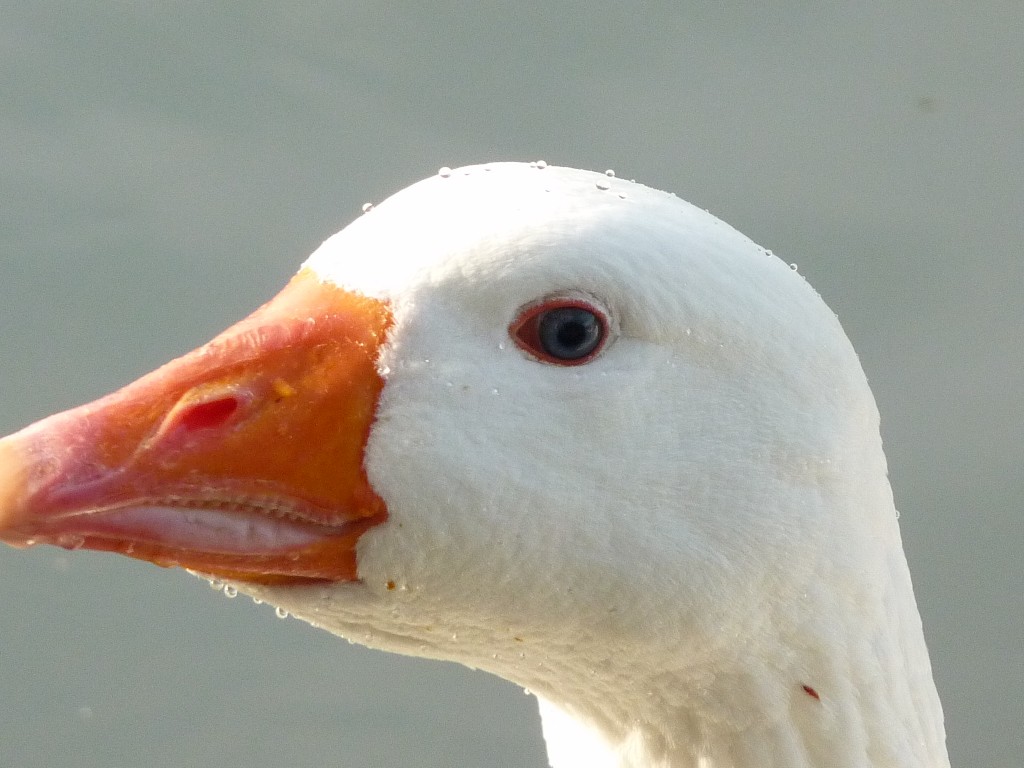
{"left": 0, "top": 162, "right": 949, "bottom": 768}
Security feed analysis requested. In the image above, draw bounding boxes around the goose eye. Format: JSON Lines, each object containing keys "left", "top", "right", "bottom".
{"left": 511, "top": 298, "right": 609, "bottom": 365}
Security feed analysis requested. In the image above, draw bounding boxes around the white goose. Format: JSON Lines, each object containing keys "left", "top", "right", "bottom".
{"left": 0, "top": 163, "right": 949, "bottom": 768}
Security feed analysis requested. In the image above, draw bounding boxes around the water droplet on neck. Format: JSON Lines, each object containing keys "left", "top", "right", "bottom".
{"left": 222, "top": 584, "right": 238, "bottom": 598}
{"left": 438, "top": 166, "right": 452, "bottom": 178}
{"left": 605, "top": 169, "right": 616, "bottom": 177}
{"left": 275, "top": 606, "right": 290, "bottom": 619}
{"left": 361, "top": 202, "right": 374, "bottom": 213}
{"left": 595, "top": 180, "right": 610, "bottom": 190}
{"left": 790, "top": 263, "right": 799, "bottom": 271}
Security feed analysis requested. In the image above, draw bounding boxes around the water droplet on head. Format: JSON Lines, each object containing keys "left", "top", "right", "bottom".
{"left": 605, "top": 169, "right": 615, "bottom": 177}
{"left": 361, "top": 202, "right": 374, "bottom": 213}
{"left": 252, "top": 597, "right": 263, "bottom": 605}
{"left": 209, "top": 579, "right": 224, "bottom": 591}
{"left": 275, "top": 606, "right": 290, "bottom": 619}
{"left": 438, "top": 166, "right": 452, "bottom": 178}
{"left": 223, "top": 584, "right": 238, "bottom": 598}
{"left": 790, "top": 263, "right": 799, "bottom": 271}
{"left": 536, "top": 160, "right": 548, "bottom": 169}
{"left": 595, "top": 180, "right": 610, "bottom": 191}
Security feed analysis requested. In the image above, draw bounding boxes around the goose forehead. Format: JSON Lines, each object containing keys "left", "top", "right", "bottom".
{"left": 303, "top": 163, "right": 836, "bottom": 356}
{"left": 304, "top": 163, "right": 756, "bottom": 298}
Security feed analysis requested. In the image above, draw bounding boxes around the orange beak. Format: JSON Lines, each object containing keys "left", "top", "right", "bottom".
{"left": 0, "top": 268, "right": 391, "bottom": 585}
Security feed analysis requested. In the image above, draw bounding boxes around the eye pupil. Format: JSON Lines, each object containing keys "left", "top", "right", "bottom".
{"left": 538, "top": 307, "right": 602, "bottom": 360}
{"left": 557, "top": 321, "right": 587, "bottom": 347}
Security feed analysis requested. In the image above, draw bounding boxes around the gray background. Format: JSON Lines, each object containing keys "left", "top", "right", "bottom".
{"left": 0, "top": 3, "right": 1020, "bottom": 767}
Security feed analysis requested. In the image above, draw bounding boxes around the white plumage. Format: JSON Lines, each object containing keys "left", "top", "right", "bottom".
{"left": 0, "top": 163, "right": 949, "bottom": 767}
{"left": 266, "top": 163, "right": 949, "bottom": 767}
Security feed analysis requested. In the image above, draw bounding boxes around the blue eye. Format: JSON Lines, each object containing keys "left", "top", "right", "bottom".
{"left": 511, "top": 298, "right": 609, "bottom": 365}
{"left": 537, "top": 307, "right": 602, "bottom": 360}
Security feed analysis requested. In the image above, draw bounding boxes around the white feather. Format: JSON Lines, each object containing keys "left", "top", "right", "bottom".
{"left": 242, "top": 163, "right": 948, "bottom": 768}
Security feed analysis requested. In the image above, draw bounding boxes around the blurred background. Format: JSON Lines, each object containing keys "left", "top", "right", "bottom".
{"left": 0, "top": 3, "right": 1020, "bottom": 766}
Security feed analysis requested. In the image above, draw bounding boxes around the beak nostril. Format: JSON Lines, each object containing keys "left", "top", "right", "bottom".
{"left": 177, "top": 396, "right": 241, "bottom": 432}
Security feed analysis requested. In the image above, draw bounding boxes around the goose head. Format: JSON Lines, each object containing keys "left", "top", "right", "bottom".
{"left": 0, "top": 163, "right": 948, "bottom": 767}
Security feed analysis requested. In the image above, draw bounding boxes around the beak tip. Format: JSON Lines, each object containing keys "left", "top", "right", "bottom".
{"left": 0, "top": 431, "right": 42, "bottom": 545}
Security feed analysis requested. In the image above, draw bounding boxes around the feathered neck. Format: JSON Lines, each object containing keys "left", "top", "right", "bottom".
{"left": 532, "top": 480, "right": 949, "bottom": 768}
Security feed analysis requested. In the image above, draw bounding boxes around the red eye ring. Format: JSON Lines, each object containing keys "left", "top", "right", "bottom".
{"left": 510, "top": 296, "right": 610, "bottom": 366}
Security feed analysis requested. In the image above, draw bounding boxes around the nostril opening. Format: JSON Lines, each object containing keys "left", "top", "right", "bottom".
{"left": 177, "top": 396, "right": 240, "bottom": 432}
